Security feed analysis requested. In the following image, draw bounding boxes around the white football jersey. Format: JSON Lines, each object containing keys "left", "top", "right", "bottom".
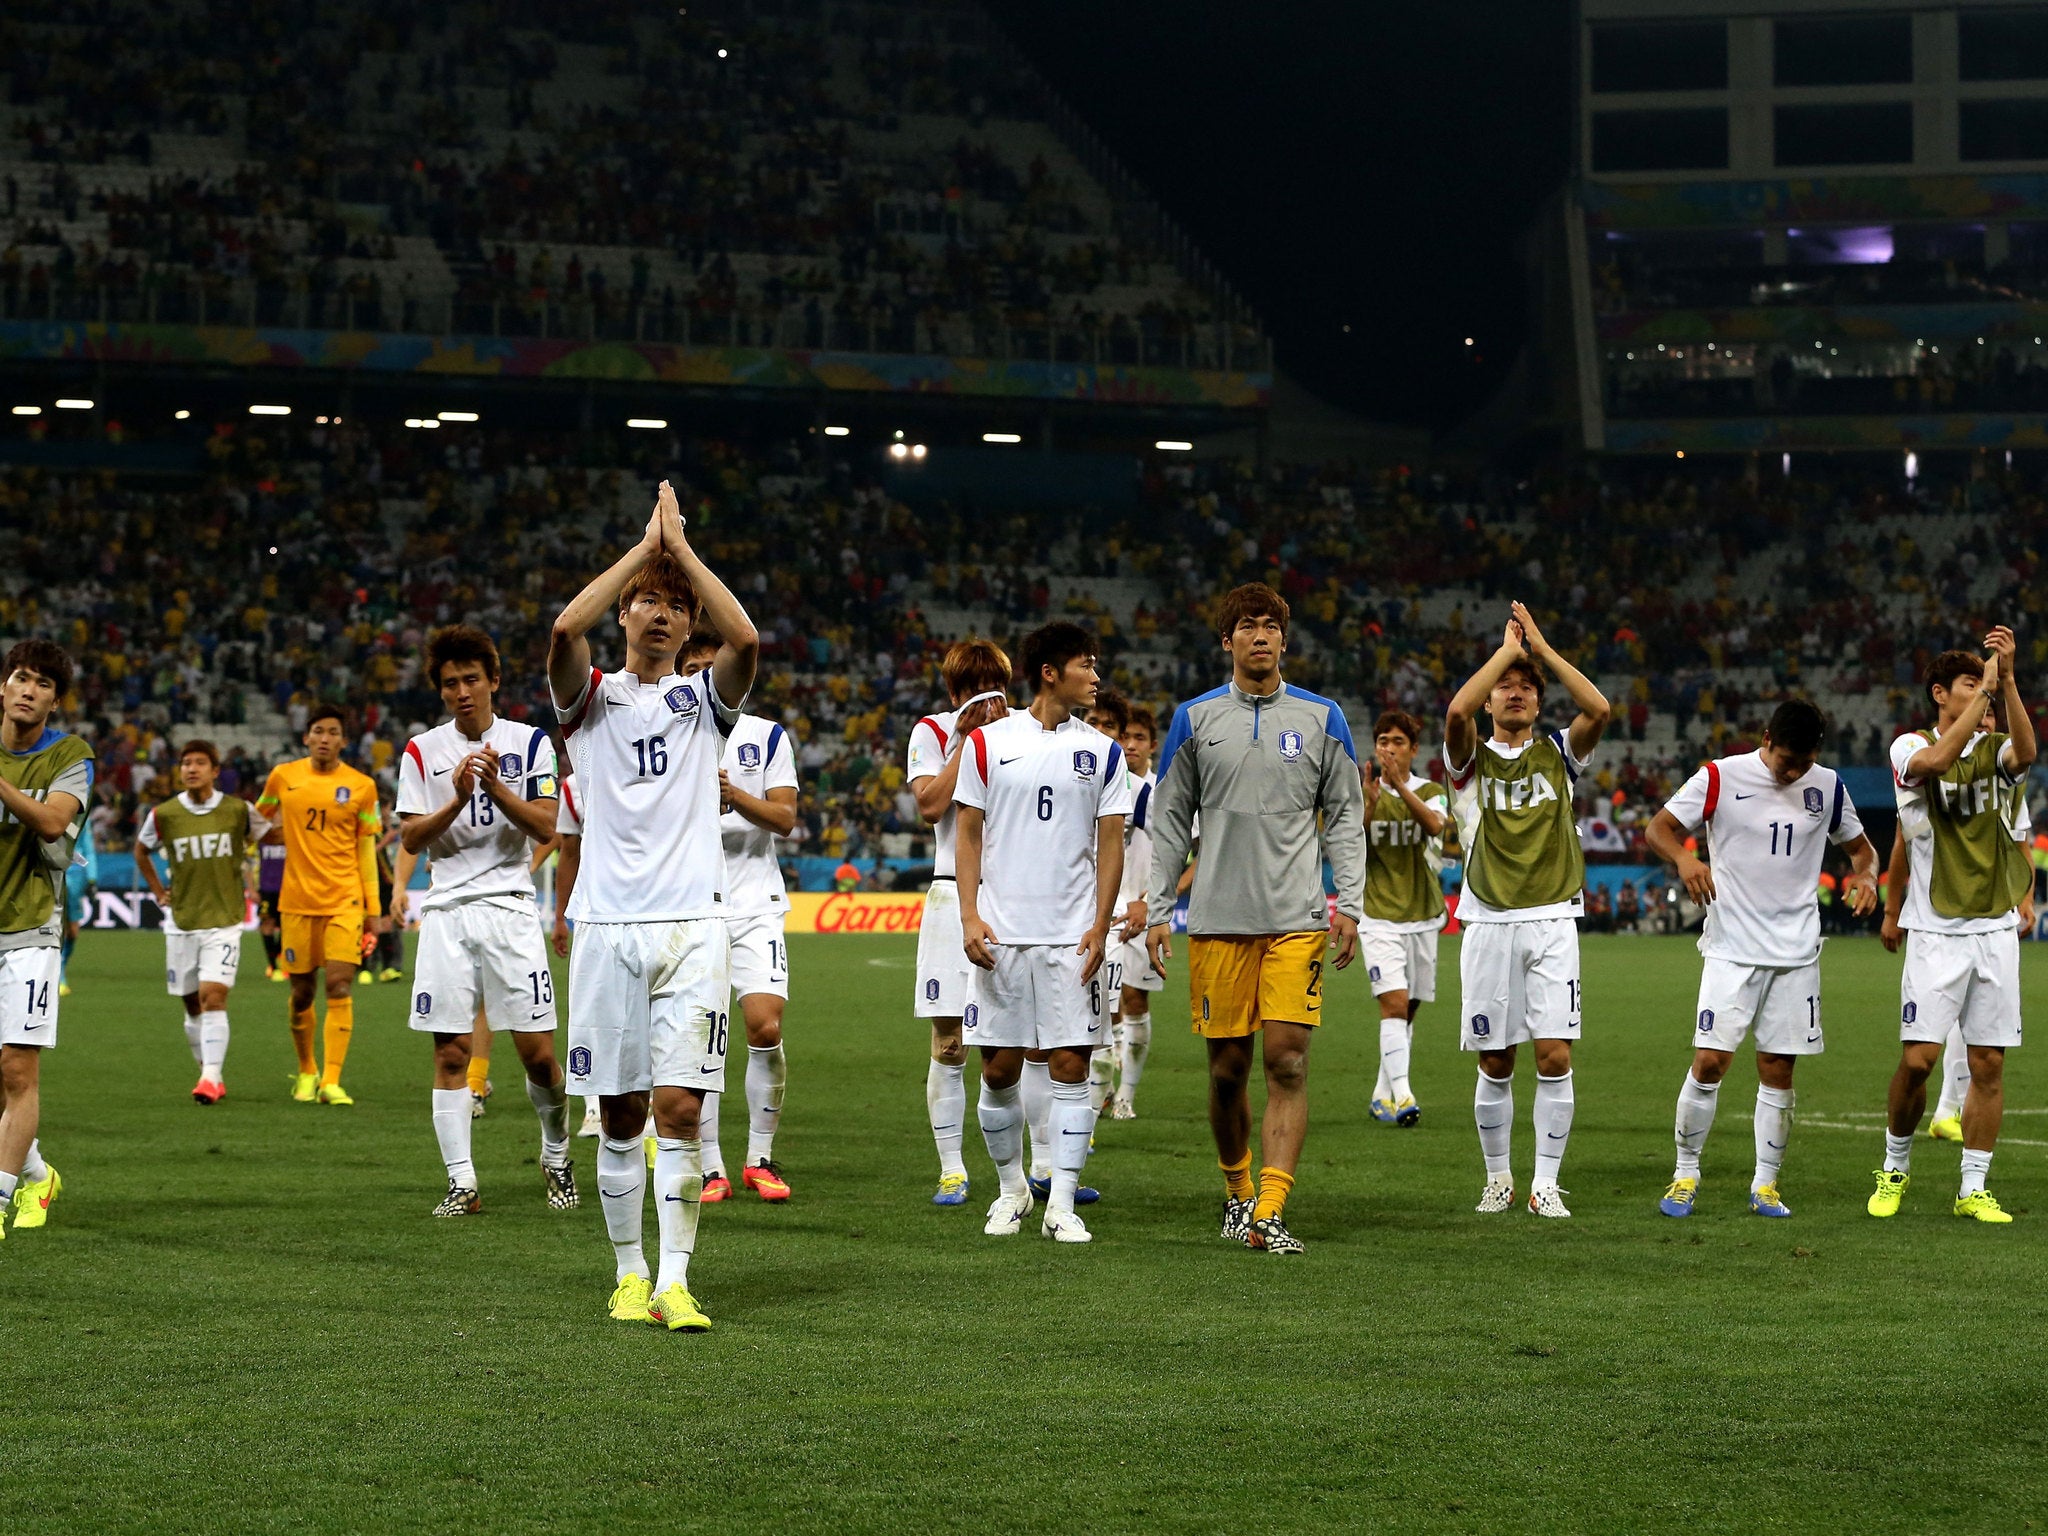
{"left": 719, "top": 715, "right": 799, "bottom": 915}
{"left": 906, "top": 708, "right": 962, "bottom": 878}
{"left": 954, "top": 711, "right": 1134, "bottom": 945}
{"left": 396, "top": 717, "right": 559, "bottom": 913}
{"left": 1664, "top": 750, "right": 1863, "bottom": 968}
{"left": 555, "top": 771, "right": 582, "bottom": 835}
{"left": 1116, "top": 770, "right": 1155, "bottom": 908}
{"left": 554, "top": 665, "right": 737, "bottom": 923}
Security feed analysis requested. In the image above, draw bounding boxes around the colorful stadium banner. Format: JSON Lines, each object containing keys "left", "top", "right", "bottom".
{"left": 1599, "top": 303, "right": 2048, "bottom": 347}
{"left": 1583, "top": 173, "right": 2048, "bottom": 230}
{"left": 785, "top": 891, "right": 931, "bottom": 935}
{"left": 0, "top": 320, "right": 1270, "bottom": 408}
{"left": 1605, "top": 413, "right": 2048, "bottom": 452}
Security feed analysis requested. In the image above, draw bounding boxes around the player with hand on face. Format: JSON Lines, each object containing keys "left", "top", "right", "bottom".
{"left": 1869, "top": 632, "right": 2036, "bottom": 1224}
{"left": 1361, "top": 710, "right": 1450, "bottom": 1129}
{"left": 399, "top": 625, "right": 572, "bottom": 1219}
{"left": 956, "top": 621, "right": 1131, "bottom": 1244}
{"left": 1645, "top": 700, "right": 1877, "bottom": 1219}
{"left": 257, "top": 705, "right": 385, "bottom": 1105}
{"left": 135, "top": 740, "right": 265, "bottom": 1104}
{"left": 548, "top": 480, "right": 758, "bottom": 1330}
{"left": 679, "top": 628, "right": 799, "bottom": 1206}
{"left": 0, "top": 641, "right": 91, "bottom": 1239}
{"left": 904, "top": 639, "right": 1012, "bottom": 1206}
{"left": 1444, "top": 602, "right": 1610, "bottom": 1220}
{"left": 1144, "top": 584, "right": 1367, "bottom": 1255}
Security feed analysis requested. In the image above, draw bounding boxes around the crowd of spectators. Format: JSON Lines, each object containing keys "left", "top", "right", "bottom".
{"left": 0, "top": 0, "right": 1255, "bottom": 366}
{"left": 6, "top": 413, "right": 2048, "bottom": 875}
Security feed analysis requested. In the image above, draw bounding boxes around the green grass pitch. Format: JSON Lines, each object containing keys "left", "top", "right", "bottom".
{"left": 11, "top": 930, "right": 2048, "bottom": 1534}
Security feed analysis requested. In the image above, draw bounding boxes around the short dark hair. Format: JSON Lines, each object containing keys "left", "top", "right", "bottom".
{"left": 1019, "top": 621, "right": 1097, "bottom": 695}
{"left": 684, "top": 624, "right": 721, "bottom": 658}
{"left": 307, "top": 702, "right": 348, "bottom": 733}
{"left": 425, "top": 624, "right": 501, "bottom": 688}
{"left": 179, "top": 739, "right": 221, "bottom": 767}
{"left": 4, "top": 638, "right": 73, "bottom": 698}
{"left": 1216, "top": 582, "right": 1289, "bottom": 641}
{"left": 1089, "top": 689, "right": 1131, "bottom": 733}
{"left": 1764, "top": 699, "right": 1826, "bottom": 757}
{"left": 1497, "top": 658, "right": 1547, "bottom": 701}
{"left": 1373, "top": 709, "right": 1426, "bottom": 745}
{"left": 1927, "top": 649, "right": 1985, "bottom": 704}
{"left": 1126, "top": 704, "right": 1158, "bottom": 740}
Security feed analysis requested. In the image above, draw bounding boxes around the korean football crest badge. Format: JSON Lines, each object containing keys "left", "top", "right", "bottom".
{"left": 738, "top": 742, "right": 762, "bottom": 770}
{"left": 1803, "top": 786, "right": 1824, "bottom": 815}
{"left": 1072, "top": 749, "right": 1097, "bottom": 779}
{"left": 666, "top": 684, "right": 699, "bottom": 717}
{"left": 1278, "top": 729, "right": 1303, "bottom": 761}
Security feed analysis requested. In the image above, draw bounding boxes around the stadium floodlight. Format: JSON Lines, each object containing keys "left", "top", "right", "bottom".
{"left": 911, "top": 443, "right": 928, "bottom": 460}
{"left": 1155, "top": 440, "right": 1193, "bottom": 452}
{"left": 55, "top": 398, "right": 93, "bottom": 410}
{"left": 823, "top": 426, "right": 850, "bottom": 437}
{"left": 10, "top": 405, "right": 40, "bottom": 416}
{"left": 1905, "top": 452, "right": 1919, "bottom": 480}
{"left": 982, "top": 432, "right": 1022, "bottom": 444}
{"left": 249, "top": 404, "right": 290, "bottom": 416}
{"left": 174, "top": 410, "right": 191, "bottom": 420}
{"left": 437, "top": 411, "right": 479, "bottom": 422}
{"left": 626, "top": 418, "right": 668, "bottom": 429}
{"left": 717, "top": 47, "right": 728, "bottom": 58}
{"left": 888, "top": 442, "right": 909, "bottom": 460}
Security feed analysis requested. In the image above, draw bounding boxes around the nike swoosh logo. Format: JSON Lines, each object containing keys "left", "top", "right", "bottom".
{"left": 663, "top": 1194, "right": 689, "bottom": 1204}
{"left": 1061, "top": 1129, "right": 1090, "bottom": 1136}
{"left": 22, "top": 1022, "right": 44, "bottom": 1031}
{"left": 431, "top": 766, "right": 451, "bottom": 776}
{"left": 1545, "top": 1132, "right": 1568, "bottom": 1140}
{"left": 1734, "top": 792, "right": 1756, "bottom": 800}
{"left": 999, "top": 756, "right": 1021, "bottom": 765}
{"left": 1478, "top": 1120, "right": 1507, "bottom": 1130}
{"left": 1205, "top": 737, "right": 1227, "bottom": 746}
{"left": 598, "top": 1187, "right": 634, "bottom": 1199}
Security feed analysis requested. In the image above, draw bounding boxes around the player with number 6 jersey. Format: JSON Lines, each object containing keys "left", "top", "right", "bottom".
{"left": 135, "top": 739, "right": 264, "bottom": 1105}
{"left": 399, "top": 625, "right": 572, "bottom": 1219}
{"left": 1646, "top": 701, "right": 1877, "bottom": 1221}
{"left": 548, "top": 479, "right": 758, "bottom": 1332}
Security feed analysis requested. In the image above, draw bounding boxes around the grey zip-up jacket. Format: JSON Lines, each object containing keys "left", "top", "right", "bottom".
{"left": 1145, "top": 679, "right": 1367, "bottom": 935}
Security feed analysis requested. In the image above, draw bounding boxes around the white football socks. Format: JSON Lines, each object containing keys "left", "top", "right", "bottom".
{"left": 1883, "top": 1131, "right": 1914, "bottom": 1173}
{"left": 527, "top": 1073, "right": 570, "bottom": 1166}
{"left": 0, "top": 1171, "right": 15, "bottom": 1205}
{"left": 1959, "top": 1147, "right": 1992, "bottom": 1197}
{"left": 977, "top": 1079, "right": 1027, "bottom": 1197}
{"left": 1474, "top": 1069, "right": 1514, "bottom": 1178}
{"left": 1087, "top": 1049, "right": 1113, "bottom": 1115}
{"left": 745, "top": 1042, "right": 786, "bottom": 1166}
{"left": 1935, "top": 1025, "right": 1970, "bottom": 1121}
{"left": 182, "top": 1011, "right": 203, "bottom": 1065}
{"left": 698, "top": 1090, "right": 725, "bottom": 1177}
{"left": 927, "top": 1059, "right": 967, "bottom": 1178}
{"left": 1020, "top": 1056, "right": 1053, "bottom": 1180}
{"left": 1118, "top": 1012, "right": 1151, "bottom": 1103}
{"left": 652, "top": 1137, "right": 703, "bottom": 1294}
{"left": 1047, "top": 1076, "right": 1093, "bottom": 1218}
{"left": 1673, "top": 1071, "right": 1720, "bottom": 1178}
{"left": 1532, "top": 1071, "right": 1575, "bottom": 1189}
{"left": 20, "top": 1139, "right": 47, "bottom": 1182}
{"left": 199, "top": 1009, "right": 229, "bottom": 1081}
{"left": 431, "top": 1087, "right": 475, "bottom": 1188}
{"left": 597, "top": 1136, "right": 647, "bottom": 1280}
{"left": 1378, "top": 1017, "right": 1413, "bottom": 1104}
{"left": 1752, "top": 1084, "right": 1794, "bottom": 1191}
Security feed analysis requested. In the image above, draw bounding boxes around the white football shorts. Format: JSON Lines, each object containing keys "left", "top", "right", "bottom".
{"left": 964, "top": 941, "right": 1108, "bottom": 1052}
{"left": 1693, "top": 956, "right": 1823, "bottom": 1056}
{"left": 728, "top": 910, "right": 789, "bottom": 1000}
{"left": 1459, "top": 916, "right": 1581, "bottom": 1051}
{"left": 164, "top": 925, "right": 244, "bottom": 996}
{"left": 566, "top": 917, "right": 732, "bottom": 1095}
{"left": 1362, "top": 921, "right": 1439, "bottom": 1003}
{"left": 0, "top": 945, "right": 61, "bottom": 1048}
{"left": 915, "top": 879, "right": 971, "bottom": 1019}
{"left": 409, "top": 898, "right": 558, "bottom": 1035}
{"left": 1901, "top": 927, "right": 2022, "bottom": 1049}
{"left": 1110, "top": 931, "right": 1163, "bottom": 994}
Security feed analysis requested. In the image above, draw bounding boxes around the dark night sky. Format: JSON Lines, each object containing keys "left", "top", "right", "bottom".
{"left": 986, "top": 2, "right": 1574, "bottom": 433}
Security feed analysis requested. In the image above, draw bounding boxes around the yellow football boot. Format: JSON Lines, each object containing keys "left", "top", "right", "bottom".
{"left": 607, "top": 1273, "right": 653, "bottom": 1322}
{"left": 1954, "top": 1191, "right": 2014, "bottom": 1224}
{"left": 648, "top": 1283, "right": 711, "bottom": 1333}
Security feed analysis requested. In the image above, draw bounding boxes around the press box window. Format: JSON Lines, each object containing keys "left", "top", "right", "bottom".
{"left": 1959, "top": 9, "right": 2048, "bottom": 81}
{"left": 1775, "top": 103, "right": 1912, "bottom": 167}
{"left": 1592, "top": 108, "right": 1729, "bottom": 172}
{"left": 1774, "top": 15, "right": 1913, "bottom": 86}
{"left": 1590, "top": 22, "right": 1728, "bottom": 93}
{"left": 1961, "top": 98, "right": 2048, "bottom": 160}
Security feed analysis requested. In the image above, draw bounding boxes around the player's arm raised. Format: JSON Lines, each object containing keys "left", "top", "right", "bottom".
{"left": 1904, "top": 645, "right": 1999, "bottom": 782}
{"left": 1445, "top": 619, "right": 1527, "bottom": 770}
{"left": 548, "top": 499, "right": 664, "bottom": 708}
{"left": 655, "top": 481, "right": 758, "bottom": 710}
{"left": 1391, "top": 767, "right": 1448, "bottom": 838}
{"left": 1987, "top": 625, "right": 2037, "bottom": 775}
{"left": 1645, "top": 806, "right": 1714, "bottom": 905}
{"left": 1513, "top": 600, "right": 1610, "bottom": 760}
